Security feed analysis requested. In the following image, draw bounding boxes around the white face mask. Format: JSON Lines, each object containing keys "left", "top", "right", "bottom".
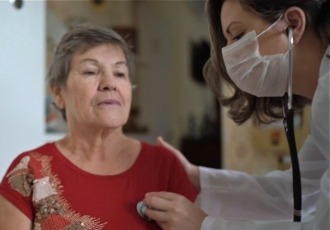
{"left": 222, "top": 18, "right": 291, "bottom": 97}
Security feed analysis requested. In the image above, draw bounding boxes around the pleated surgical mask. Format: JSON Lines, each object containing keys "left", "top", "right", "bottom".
{"left": 222, "top": 16, "right": 291, "bottom": 97}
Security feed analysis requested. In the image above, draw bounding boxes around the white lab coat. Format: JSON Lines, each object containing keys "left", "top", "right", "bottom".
{"left": 199, "top": 46, "right": 330, "bottom": 230}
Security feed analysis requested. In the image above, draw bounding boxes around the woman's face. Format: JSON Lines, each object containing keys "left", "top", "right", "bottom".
{"left": 221, "top": 0, "right": 289, "bottom": 55}
{"left": 54, "top": 44, "right": 132, "bottom": 131}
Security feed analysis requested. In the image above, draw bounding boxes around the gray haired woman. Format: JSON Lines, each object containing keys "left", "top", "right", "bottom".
{"left": 0, "top": 24, "right": 197, "bottom": 230}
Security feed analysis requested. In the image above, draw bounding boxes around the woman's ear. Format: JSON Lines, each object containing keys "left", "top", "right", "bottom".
{"left": 283, "top": 7, "right": 306, "bottom": 44}
{"left": 50, "top": 84, "right": 65, "bottom": 109}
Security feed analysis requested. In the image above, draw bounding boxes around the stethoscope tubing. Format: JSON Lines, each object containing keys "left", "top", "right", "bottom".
{"left": 285, "top": 27, "right": 302, "bottom": 222}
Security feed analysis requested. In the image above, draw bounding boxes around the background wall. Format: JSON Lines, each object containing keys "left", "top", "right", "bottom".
{"left": 0, "top": 1, "right": 46, "bottom": 177}
{"left": 136, "top": 1, "right": 214, "bottom": 146}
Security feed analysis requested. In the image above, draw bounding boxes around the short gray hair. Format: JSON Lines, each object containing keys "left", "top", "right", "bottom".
{"left": 47, "top": 23, "right": 135, "bottom": 87}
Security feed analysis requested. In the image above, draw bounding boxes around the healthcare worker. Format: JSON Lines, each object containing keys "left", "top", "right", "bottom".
{"left": 141, "top": 0, "right": 330, "bottom": 229}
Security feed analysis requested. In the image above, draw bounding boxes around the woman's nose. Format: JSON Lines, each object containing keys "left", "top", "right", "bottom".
{"left": 98, "top": 74, "right": 117, "bottom": 91}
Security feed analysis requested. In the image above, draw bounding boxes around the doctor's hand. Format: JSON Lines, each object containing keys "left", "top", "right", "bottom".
{"left": 157, "top": 137, "right": 200, "bottom": 190}
{"left": 143, "top": 191, "right": 207, "bottom": 230}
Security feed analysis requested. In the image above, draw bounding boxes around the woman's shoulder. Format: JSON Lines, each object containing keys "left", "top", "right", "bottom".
{"left": 4, "top": 143, "right": 56, "bottom": 177}
{"left": 13, "top": 142, "right": 54, "bottom": 159}
{"left": 0, "top": 143, "right": 57, "bottom": 201}
{"left": 140, "top": 141, "right": 178, "bottom": 163}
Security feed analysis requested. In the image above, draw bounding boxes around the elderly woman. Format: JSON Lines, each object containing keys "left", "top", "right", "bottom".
{"left": 0, "top": 24, "right": 197, "bottom": 230}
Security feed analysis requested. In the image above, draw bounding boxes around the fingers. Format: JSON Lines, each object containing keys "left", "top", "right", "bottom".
{"left": 157, "top": 136, "right": 179, "bottom": 154}
{"left": 141, "top": 190, "right": 208, "bottom": 230}
{"left": 143, "top": 192, "right": 185, "bottom": 224}
{"left": 157, "top": 136, "right": 189, "bottom": 165}
{"left": 144, "top": 207, "right": 168, "bottom": 223}
{"left": 141, "top": 191, "right": 207, "bottom": 230}
{"left": 143, "top": 192, "right": 181, "bottom": 212}
{"left": 146, "top": 191, "right": 181, "bottom": 201}
{"left": 141, "top": 192, "right": 172, "bottom": 223}
{"left": 155, "top": 137, "right": 200, "bottom": 190}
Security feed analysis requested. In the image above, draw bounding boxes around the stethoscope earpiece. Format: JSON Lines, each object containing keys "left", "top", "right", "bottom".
{"left": 287, "top": 26, "right": 294, "bottom": 110}
{"left": 287, "top": 27, "right": 294, "bottom": 47}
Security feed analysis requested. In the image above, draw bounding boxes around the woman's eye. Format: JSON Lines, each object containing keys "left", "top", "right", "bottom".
{"left": 83, "top": 70, "right": 97, "bottom": 76}
{"left": 114, "top": 72, "right": 126, "bottom": 78}
{"left": 233, "top": 33, "right": 244, "bottom": 41}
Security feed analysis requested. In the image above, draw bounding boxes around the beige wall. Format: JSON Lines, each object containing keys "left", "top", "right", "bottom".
{"left": 135, "top": 1, "right": 214, "bottom": 146}
{"left": 48, "top": 1, "right": 134, "bottom": 27}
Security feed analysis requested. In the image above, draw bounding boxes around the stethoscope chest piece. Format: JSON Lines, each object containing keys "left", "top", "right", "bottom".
{"left": 136, "top": 201, "right": 152, "bottom": 222}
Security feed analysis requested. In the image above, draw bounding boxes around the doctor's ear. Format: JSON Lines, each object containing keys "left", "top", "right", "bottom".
{"left": 283, "top": 7, "right": 306, "bottom": 44}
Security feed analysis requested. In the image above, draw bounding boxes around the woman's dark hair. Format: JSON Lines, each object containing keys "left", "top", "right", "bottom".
{"left": 204, "top": 0, "right": 330, "bottom": 124}
{"left": 47, "top": 23, "right": 135, "bottom": 120}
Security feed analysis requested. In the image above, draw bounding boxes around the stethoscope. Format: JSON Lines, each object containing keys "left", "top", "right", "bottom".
{"left": 283, "top": 27, "right": 302, "bottom": 222}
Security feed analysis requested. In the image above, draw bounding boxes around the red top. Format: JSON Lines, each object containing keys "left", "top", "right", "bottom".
{"left": 0, "top": 142, "right": 197, "bottom": 229}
